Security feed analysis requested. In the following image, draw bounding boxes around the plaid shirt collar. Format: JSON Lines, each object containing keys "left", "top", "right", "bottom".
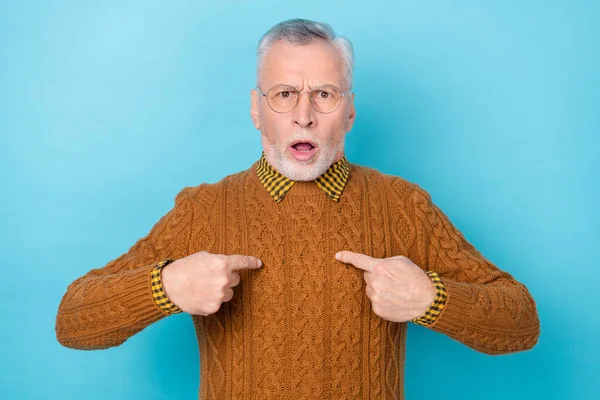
{"left": 256, "top": 152, "right": 350, "bottom": 203}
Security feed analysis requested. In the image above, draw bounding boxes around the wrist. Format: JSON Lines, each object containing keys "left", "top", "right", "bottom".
{"left": 411, "top": 271, "right": 447, "bottom": 325}
{"left": 161, "top": 259, "right": 179, "bottom": 298}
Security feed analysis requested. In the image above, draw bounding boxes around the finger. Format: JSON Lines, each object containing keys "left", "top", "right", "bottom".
{"left": 227, "top": 254, "right": 263, "bottom": 271}
{"left": 365, "top": 283, "right": 374, "bottom": 300}
{"left": 335, "top": 250, "right": 376, "bottom": 272}
{"left": 223, "top": 288, "right": 234, "bottom": 302}
{"left": 363, "top": 270, "right": 372, "bottom": 286}
{"left": 387, "top": 255, "right": 405, "bottom": 261}
{"left": 229, "top": 272, "right": 241, "bottom": 288}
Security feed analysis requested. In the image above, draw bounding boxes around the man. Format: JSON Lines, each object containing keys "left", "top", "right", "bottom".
{"left": 56, "top": 18, "right": 540, "bottom": 399}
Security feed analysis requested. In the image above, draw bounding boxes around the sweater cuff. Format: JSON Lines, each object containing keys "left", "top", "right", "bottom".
{"left": 150, "top": 258, "right": 183, "bottom": 315}
{"left": 118, "top": 262, "right": 175, "bottom": 328}
{"left": 411, "top": 271, "right": 448, "bottom": 326}
{"left": 422, "top": 278, "right": 476, "bottom": 334}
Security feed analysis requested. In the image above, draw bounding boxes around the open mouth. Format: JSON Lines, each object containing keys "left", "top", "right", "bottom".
{"left": 291, "top": 141, "right": 316, "bottom": 152}
{"left": 289, "top": 140, "right": 318, "bottom": 161}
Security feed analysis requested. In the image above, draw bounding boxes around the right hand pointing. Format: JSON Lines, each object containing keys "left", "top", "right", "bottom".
{"left": 161, "top": 251, "right": 263, "bottom": 316}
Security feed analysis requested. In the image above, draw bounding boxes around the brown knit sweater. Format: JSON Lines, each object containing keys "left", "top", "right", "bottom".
{"left": 55, "top": 161, "right": 540, "bottom": 399}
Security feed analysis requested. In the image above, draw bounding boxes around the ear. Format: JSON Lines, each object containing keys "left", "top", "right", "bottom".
{"left": 250, "top": 89, "right": 261, "bottom": 130}
{"left": 344, "top": 92, "right": 356, "bottom": 132}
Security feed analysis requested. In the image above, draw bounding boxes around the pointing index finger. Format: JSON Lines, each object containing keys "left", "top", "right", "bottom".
{"left": 227, "top": 254, "right": 263, "bottom": 271}
{"left": 335, "top": 250, "right": 376, "bottom": 272}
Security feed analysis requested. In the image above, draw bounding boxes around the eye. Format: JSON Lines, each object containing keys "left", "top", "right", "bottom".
{"left": 316, "top": 90, "right": 332, "bottom": 99}
{"left": 272, "top": 90, "right": 297, "bottom": 100}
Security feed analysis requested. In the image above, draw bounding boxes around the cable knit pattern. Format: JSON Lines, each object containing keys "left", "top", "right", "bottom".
{"left": 55, "top": 161, "right": 540, "bottom": 399}
{"left": 407, "top": 185, "right": 540, "bottom": 355}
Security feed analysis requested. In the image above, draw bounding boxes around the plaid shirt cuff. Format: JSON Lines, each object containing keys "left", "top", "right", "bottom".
{"left": 411, "top": 271, "right": 447, "bottom": 326}
{"left": 150, "top": 258, "right": 183, "bottom": 315}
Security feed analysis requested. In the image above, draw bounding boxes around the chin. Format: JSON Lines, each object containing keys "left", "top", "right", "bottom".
{"left": 279, "top": 153, "right": 329, "bottom": 181}
{"left": 263, "top": 140, "right": 340, "bottom": 181}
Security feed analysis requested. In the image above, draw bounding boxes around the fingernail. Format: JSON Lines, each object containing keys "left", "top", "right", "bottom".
{"left": 335, "top": 252, "right": 341, "bottom": 260}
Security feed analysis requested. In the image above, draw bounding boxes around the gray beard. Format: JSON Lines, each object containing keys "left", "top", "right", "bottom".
{"left": 260, "top": 129, "right": 345, "bottom": 181}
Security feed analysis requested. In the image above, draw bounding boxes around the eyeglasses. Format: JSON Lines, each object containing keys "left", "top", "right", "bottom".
{"left": 257, "top": 84, "right": 352, "bottom": 114}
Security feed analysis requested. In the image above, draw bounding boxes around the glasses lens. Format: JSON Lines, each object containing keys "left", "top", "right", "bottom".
{"left": 310, "top": 86, "right": 342, "bottom": 113}
{"left": 267, "top": 86, "right": 299, "bottom": 113}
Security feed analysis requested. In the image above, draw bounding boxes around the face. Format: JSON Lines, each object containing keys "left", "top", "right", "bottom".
{"left": 250, "top": 39, "right": 356, "bottom": 181}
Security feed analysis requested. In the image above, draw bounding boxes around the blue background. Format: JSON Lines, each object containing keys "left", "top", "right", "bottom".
{"left": 1, "top": 1, "right": 598, "bottom": 399}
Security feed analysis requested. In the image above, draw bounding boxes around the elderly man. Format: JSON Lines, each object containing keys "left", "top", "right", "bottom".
{"left": 56, "top": 18, "right": 540, "bottom": 399}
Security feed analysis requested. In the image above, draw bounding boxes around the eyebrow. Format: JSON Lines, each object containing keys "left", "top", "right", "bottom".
{"left": 271, "top": 83, "right": 339, "bottom": 90}
{"left": 310, "top": 83, "right": 338, "bottom": 90}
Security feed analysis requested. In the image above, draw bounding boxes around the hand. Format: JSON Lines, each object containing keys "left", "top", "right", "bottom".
{"left": 161, "top": 251, "right": 263, "bottom": 316}
{"left": 335, "top": 251, "right": 436, "bottom": 323}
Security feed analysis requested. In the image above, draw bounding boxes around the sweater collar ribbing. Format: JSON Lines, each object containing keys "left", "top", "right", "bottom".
{"left": 256, "top": 152, "right": 350, "bottom": 203}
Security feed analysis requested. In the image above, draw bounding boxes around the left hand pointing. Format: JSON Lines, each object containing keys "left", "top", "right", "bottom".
{"left": 335, "top": 250, "right": 437, "bottom": 323}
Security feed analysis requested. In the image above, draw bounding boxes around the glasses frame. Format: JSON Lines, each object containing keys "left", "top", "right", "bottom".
{"left": 257, "top": 85, "right": 353, "bottom": 114}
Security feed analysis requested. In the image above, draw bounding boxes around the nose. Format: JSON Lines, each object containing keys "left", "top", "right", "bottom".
{"left": 292, "top": 92, "right": 316, "bottom": 128}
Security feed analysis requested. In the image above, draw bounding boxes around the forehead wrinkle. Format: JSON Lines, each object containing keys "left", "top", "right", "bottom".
{"left": 261, "top": 41, "right": 345, "bottom": 90}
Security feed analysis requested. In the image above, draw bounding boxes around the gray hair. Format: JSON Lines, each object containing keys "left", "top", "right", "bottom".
{"left": 256, "top": 18, "right": 354, "bottom": 90}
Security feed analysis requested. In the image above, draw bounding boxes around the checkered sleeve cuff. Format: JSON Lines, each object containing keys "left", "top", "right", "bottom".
{"left": 411, "top": 271, "right": 447, "bottom": 326}
{"left": 150, "top": 258, "right": 183, "bottom": 315}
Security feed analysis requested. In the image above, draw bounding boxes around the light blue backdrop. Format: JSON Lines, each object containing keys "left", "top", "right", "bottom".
{"left": 1, "top": 1, "right": 598, "bottom": 399}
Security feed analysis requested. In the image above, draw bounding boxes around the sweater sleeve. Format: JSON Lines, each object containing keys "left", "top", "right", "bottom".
{"left": 408, "top": 183, "right": 540, "bottom": 355}
{"left": 55, "top": 188, "right": 194, "bottom": 350}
